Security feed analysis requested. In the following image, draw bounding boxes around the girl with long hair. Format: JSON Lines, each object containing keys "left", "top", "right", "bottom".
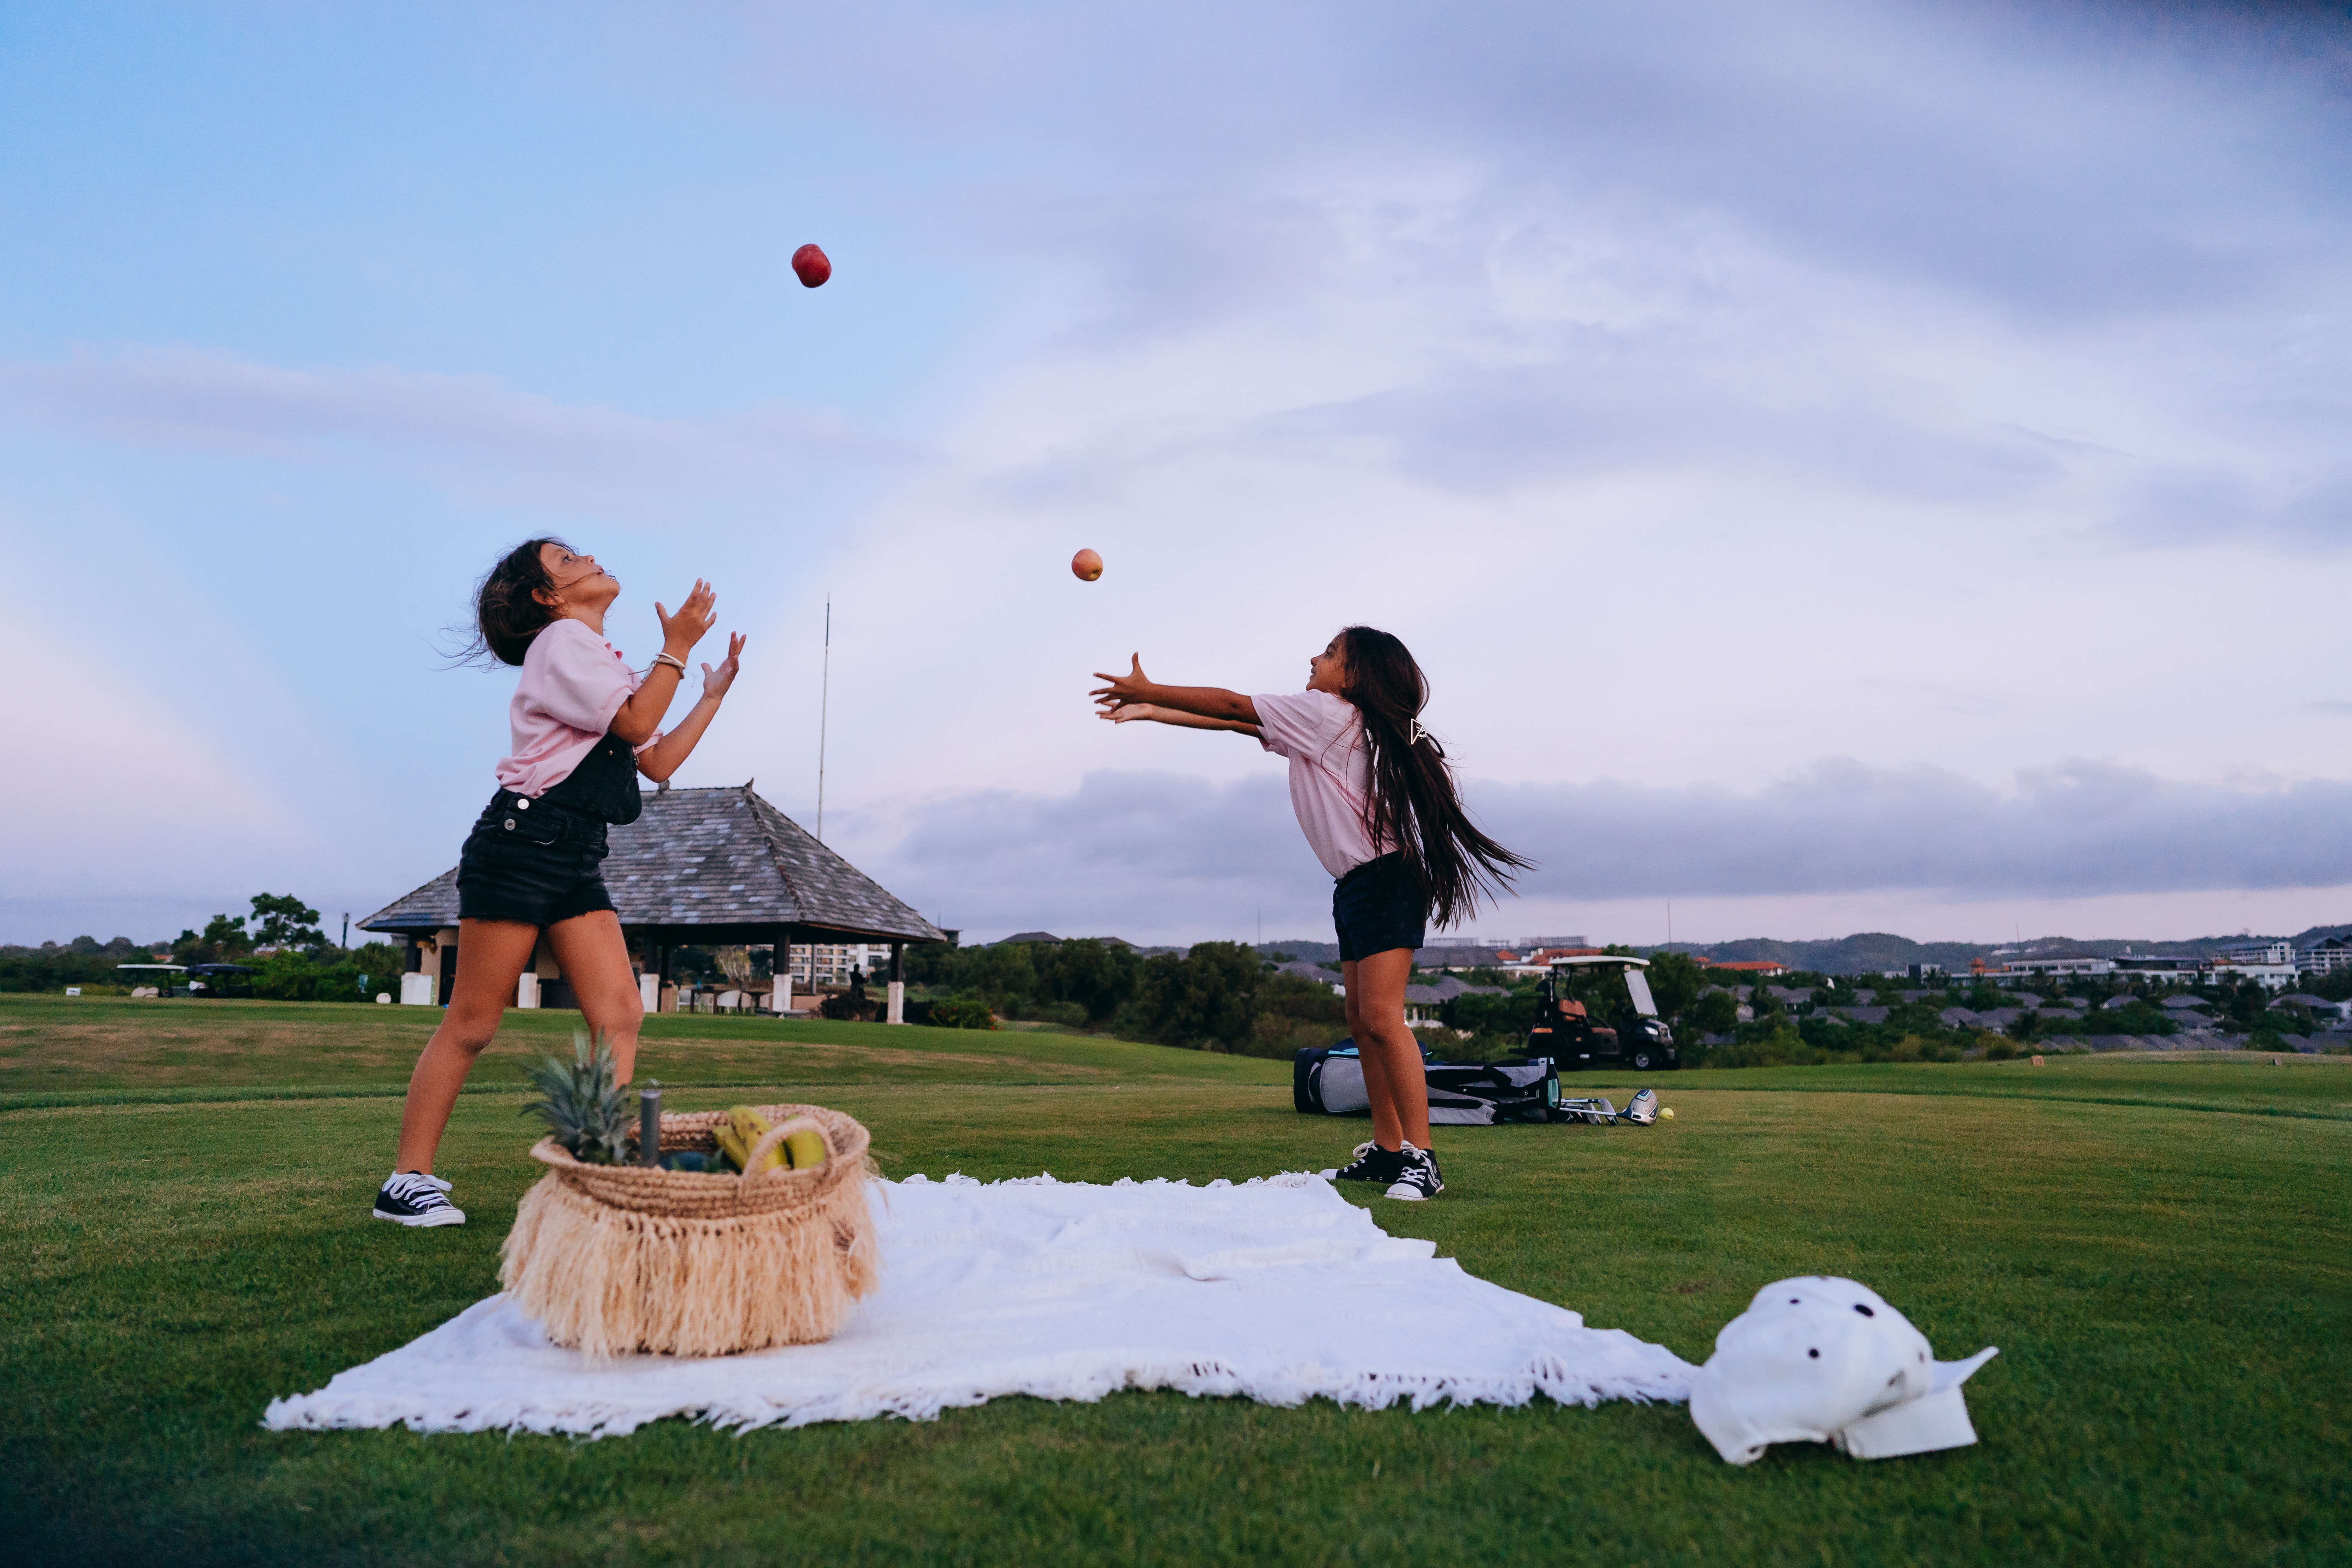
{"left": 373, "top": 539, "right": 744, "bottom": 1227}
{"left": 1091, "top": 626, "right": 1528, "bottom": 1200}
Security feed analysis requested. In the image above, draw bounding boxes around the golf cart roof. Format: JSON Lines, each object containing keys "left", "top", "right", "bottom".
{"left": 1546, "top": 954, "right": 1649, "bottom": 971}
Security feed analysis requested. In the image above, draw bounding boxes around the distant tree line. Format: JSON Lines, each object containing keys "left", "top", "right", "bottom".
{"left": 0, "top": 893, "right": 405, "bottom": 1002}
{"left": 1685, "top": 965, "right": 2350, "bottom": 1066}
{"left": 906, "top": 938, "right": 1347, "bottom": 1058}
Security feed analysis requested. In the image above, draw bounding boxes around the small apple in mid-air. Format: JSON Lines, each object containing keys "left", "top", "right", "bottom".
{"left": 792, "top": 243, "right": 832, "bottom": 288}
{"left": 1071, "top": 548, "right": 1103, "bottom": 582}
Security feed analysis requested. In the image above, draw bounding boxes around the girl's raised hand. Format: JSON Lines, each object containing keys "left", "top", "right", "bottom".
{"left": 1089, "top": 653, "right": 1153, "bottom": 711}
{"left": 701, "top": 632, "right": 747, "bottom": 700}
{"left": 655, "top": 581, "right": 718, "bottom": 657}
{"left": 1098, "top": 702, "right": 1161, "bottom": 724}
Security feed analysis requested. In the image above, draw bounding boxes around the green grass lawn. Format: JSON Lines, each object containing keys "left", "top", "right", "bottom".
{"left": 4, "top": 995, "right": 2347, "bottom": 1564}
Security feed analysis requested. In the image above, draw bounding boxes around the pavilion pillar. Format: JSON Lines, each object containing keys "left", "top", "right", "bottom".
{"left": 887, "top": 941, "right": 905, "bottom": 1024}
{"left": 773, "top": 925, "right": 793, "bottom": 1016}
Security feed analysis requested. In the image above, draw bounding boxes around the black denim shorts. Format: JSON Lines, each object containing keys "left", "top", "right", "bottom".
{"left": 455, "top": 791, "right": 617, "bottom": 928}
{"left": 1332, "top": 852, "right": 1427, "bottom": 963}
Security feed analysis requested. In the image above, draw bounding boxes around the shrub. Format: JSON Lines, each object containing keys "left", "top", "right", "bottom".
{"left": 1881, "top": 1033, "right": 1964, "bottom": 1063}
{"left": 926, "top": 998, "right": 996, "bottom": 1030}
{"left": 1703, "top": 1036, "right": 1832, "bottom": 1068}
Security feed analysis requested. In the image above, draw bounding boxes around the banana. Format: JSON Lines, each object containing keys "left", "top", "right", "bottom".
{"left": 782, "top": 1129, "right": 827, "bottom": 1171}
{"left": 715, "top": 1105, "right": 782, "bottom": 1174}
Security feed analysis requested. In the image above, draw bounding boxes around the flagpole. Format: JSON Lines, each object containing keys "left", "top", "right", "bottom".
{"left": 817, "top": 593, "right": 830, "bottom": 843}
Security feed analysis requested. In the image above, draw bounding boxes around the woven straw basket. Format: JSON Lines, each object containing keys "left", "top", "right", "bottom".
{"left": 498, "top": 1104, "right": 879, "bottom": 1359}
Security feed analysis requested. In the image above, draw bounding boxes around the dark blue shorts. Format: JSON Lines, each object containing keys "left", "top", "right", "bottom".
{"left": 455, "top": 792, "right": 617, "bottom": 928}
{"left": 1332, "top": 853, "right": 1427, "bottom": 963}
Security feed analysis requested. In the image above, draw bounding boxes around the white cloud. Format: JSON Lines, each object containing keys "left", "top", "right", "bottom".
{"left": 0, "top": 591, "right": 316, "bottom": 911}
{"left": 826, "top": 756, "right": 2352, "bottom": 947}
{"left": 3, "top": 345, "right": 902, "bottom": 499}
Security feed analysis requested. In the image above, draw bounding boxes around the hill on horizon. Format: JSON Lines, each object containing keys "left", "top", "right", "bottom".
{"left": 1650, "top": 924, "right": 2352, "bottom": 975}
{"left": 1240, "top": 924, "right": 2352, "bottom": 975}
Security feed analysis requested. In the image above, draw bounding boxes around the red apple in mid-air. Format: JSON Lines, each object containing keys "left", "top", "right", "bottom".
{"left": 1071, "top": 548, "right": 1103, "bottom": 582}
{"left": 792, "top": 243, "right": 832, "bottom": 288}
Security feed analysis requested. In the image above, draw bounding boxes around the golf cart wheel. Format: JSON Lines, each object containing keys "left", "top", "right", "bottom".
{"left": 1631, "top": 1048, "right": 1655, "bottom": 1071}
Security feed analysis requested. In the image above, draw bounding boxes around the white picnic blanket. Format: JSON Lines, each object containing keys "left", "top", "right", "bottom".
{"left": 265, "top": 1172, "right": 1695, "bottom": 1437}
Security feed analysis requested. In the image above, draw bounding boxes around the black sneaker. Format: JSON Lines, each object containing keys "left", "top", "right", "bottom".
{"left": 1324, "top": 1142, "right": 1406, "bottom": 1184}
{"left": 1383, "top": 1142, "right": 1444, "bottom": 1202}
{"left": 373, "top": 1171, "right": 466, "bottom": 1228}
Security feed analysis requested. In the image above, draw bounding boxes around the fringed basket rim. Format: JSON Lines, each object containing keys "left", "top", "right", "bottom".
{"left": 527, "top": 1103, "right": 875, "bottom": 1222}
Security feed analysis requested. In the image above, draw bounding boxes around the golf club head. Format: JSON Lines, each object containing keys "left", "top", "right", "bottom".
{"left": 1586, "top": 1097, "right": 1617, "bottom": 1125}
{"left": 1626, "top": 1088, "right": 1659, "bottom": 1125}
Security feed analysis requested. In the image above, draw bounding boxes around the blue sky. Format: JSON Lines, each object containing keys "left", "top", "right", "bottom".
{"left": 3, "top": 1, "right": 2349, "bottom": 947}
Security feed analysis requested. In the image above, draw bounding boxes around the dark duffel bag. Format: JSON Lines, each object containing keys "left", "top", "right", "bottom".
{"left": 1294, "top": 1044, "right": 1560, "bottom": 1125}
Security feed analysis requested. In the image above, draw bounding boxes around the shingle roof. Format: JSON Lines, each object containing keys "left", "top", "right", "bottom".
{"left": 359, "top": 785, "right": 945, "bottom": 945}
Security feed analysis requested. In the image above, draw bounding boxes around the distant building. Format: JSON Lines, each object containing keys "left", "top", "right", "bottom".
{"left": 1413, "top": 944, "right": 1513, "bottom": 969}
{"left": 2000, "top": 954, "right": 2115, "bottom": 977}
{"left": 1702, "top": 959, "right": 1791, "bottom": 978}
{"left": 2296, "top": 936, "right": 2352, "bottom": 974}
{"left": 2111, "top": 954, "right": 2207, "bottom": 980}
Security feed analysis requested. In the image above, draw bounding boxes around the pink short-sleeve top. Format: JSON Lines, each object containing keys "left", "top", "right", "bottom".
{"left": 1253, "top": 689, "right": 1379, "bottom": 879}
{"left": 494, "top": 618, "right": 662, "bottom": 797}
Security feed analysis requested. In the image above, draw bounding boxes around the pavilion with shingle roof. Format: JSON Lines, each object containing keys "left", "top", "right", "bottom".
{"left": 360, "top": 783, "right": 944, "bottom": 1011}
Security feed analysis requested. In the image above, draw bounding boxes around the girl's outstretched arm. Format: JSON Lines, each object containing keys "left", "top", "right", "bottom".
{"left": 1100, "top": 702, "right": 1260, "bottom": 739}
{"left": 637, "top": 632, "right": 745, "bottom": 783}
{"left": 611, "top": 581, "right": 717, "bottom": 745}
{"left": 1089, "top": 655, "right": 1258, "bottom": 724}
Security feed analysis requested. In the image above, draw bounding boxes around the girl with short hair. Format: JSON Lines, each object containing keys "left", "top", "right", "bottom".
{"left": 1092, "top": 626, "right": 1528, "bottom": 1200}
{"left": 374, "top": 539, "right": 744, "bottom": 1227}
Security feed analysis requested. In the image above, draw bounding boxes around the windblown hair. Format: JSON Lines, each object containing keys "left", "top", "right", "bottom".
{"left": 1337, "top": 625, "right": 1532, "bottom": 929}
{"left": 456, "top": 537, "right": 571, "bottom": 667}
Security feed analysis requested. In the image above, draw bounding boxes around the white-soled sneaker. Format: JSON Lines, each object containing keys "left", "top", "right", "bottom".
{"left": 373, "top": 1171, "right": 466, "bottom": 1227}
{"left": 1383, "top": 1142, "right": 1445, "bottom": 1202}
{"left": 1323, "top": 1142, "right": 1407, "bottom": 1184}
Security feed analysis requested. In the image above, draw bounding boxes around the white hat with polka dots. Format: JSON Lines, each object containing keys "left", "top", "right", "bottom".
{"left": 1689, "top": 1276, "right": 1998, "bottom": 1464}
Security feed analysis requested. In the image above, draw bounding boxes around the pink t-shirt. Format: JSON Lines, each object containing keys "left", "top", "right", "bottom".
{"left": 494, "top": 618, "right": 662, "bottom": 798}
{"left": 1254, "top": 689, "right": 1379, "bottom": 879}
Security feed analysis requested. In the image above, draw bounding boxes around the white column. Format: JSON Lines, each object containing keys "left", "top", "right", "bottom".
{"left": 400, "top": 973, "right": 436, "bottom": 1006}
{"left": 517, "top": 973, "right": 540, "bottom": 1009}
{"left": 887, "top": 980, "right": 905, "bottom": 1024}
{"left": 775, "top": 971, "right": 792, "bottom": 1014}
{"left": 639, "top": 973, "right": 659, "bottom": 1011}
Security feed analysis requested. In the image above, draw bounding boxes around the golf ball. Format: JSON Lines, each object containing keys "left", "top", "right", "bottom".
{"left": 1660, "top": 1107, "right": 1674, "bottom": 1119}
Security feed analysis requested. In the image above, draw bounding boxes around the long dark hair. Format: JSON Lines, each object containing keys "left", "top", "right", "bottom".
{"left": 454, "top": 537, "right": 570, "bottom": 667}
{"left": 1338, "top": 625, "right": 1531, "bottom": 929}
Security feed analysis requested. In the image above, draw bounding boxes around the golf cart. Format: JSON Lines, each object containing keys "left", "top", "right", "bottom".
{"left": 1528, "top": 954, "right": 1679, "bottom": 1071}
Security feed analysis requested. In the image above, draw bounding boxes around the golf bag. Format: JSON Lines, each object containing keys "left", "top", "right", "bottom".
{"left": 1293, "top": 1044, "right": 1561, "bottom": 1125}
